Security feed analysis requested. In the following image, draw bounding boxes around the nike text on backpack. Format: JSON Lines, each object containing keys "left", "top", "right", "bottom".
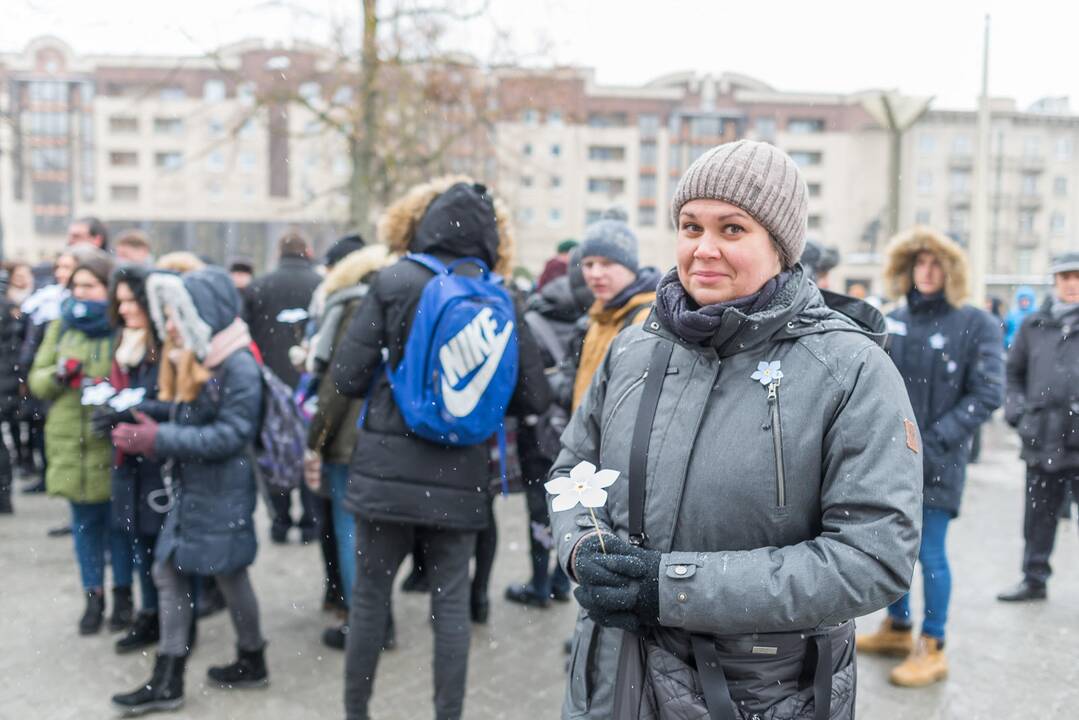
{"left": 385, "top": 252, "right": 519, "bottom": 465}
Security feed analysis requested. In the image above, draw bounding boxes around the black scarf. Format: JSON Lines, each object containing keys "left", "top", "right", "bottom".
{"left": 605, "top": 267, "right": 661, "bottom": 310}
{"left": 907, "top": 289, "right": 948, "bottom": 315}
{"left": 654, "top": 268, "right": 790, "bottom": 345}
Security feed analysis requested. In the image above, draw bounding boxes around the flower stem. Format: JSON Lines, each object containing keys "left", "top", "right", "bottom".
{"left": 588, "top": 508, "right": 607, "bottom": 554}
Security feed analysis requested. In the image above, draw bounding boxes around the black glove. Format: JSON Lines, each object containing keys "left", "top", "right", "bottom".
{"left": 90, "top": 405, "right": 136, "bottom": 438}
{"left": 573, "top": 533, "right": 661, "bottom": 633}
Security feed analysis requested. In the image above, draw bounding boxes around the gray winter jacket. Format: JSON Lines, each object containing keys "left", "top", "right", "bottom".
{"left": 551, "top": 270, "right": 923, "bottom": 719}
{"left": 1005, "top": 298, "right": 1079, "bottom": 471}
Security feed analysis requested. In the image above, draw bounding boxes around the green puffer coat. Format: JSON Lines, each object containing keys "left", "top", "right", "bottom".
{"left": 28, "top": 320, "right": 114, "bottom": 503}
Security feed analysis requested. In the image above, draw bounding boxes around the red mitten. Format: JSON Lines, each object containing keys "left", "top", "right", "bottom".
{"left": 111, "top": 411, "right": 160, "bottom": 457}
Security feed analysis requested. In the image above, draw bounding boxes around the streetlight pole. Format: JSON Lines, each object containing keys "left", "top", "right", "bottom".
{"left": 969, "top": 14, "right": 991, "bottom": 308}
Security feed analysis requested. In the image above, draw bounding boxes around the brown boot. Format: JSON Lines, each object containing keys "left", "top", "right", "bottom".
{"left": 855, "top": 617, "right": 913, "bottom": 657}
{"left": 889, "top": 635, "right": 948, "bottom": 687}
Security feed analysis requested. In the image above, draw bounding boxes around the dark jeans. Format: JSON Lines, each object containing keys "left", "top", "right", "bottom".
{"left": 524, "top": 479, "right": 570, "bottom": 597}
{"left": 888, "top": 507, "right": 952, "bottom": 639}
{"left": 125, "top": 531, "right": 159, "bottom": 611}
{"left": 472, "top": 497, "right": 496, "bottom": 602}
{"left": 69, "top": 501, "right": 133, "bottom": 591}
{"left": 269, "top": 484, "right": 318, "bottom": 531}
{"left": 313, "top": 493, "right": 344, "bottom": 605}
{"left": 1022, "top": 467, "right": 1079, "bottom": 586}
{"left": 345, "top": 518, "right": 475, "bottom": 720}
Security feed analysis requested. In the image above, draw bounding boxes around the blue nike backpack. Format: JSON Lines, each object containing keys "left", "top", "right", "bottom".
{"left": 385, "top": 253, "right": 519, "bottom": 471}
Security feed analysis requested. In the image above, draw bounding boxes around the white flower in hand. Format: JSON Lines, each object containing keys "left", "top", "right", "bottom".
{"left": 545, "top": 461, "right": 620, "bottom": 512}
{"left": 750, "top": 360, "right": 783, "bottom": 386}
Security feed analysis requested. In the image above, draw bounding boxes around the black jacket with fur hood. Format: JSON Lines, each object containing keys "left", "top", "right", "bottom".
{"left": 333, "top": 178, "right": 552, "bottom": 531}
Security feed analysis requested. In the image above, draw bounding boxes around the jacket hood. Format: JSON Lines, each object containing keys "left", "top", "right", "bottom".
{"left": 321, "top": 244, "right": 393, "bottom": 298}
{"left": 883, "top": 226, "right": 969, "bottom": 307}
{"left": 184, "top": 267, "right": 242, "bottom": 335}
{"left": 1012, "top": 286, "right": 1038, "bottom": 309}
{"left": 146, "top": 272, "right": 212, "bottom": 358}
{"left": 377, "top": 175, "right": 515, "bottom": 278}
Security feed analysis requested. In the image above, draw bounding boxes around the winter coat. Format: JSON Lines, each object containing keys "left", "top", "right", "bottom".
{"left": 244, "top": 254, "right": 321, "bottom": 388}
{"left": 1004, "top": 286, "right": 1039, "bottom": 348}
{"left": 0, "top": 299, "right": 24, "bottom": 419}
{"left": 883, "top": 228, "right": 1004, "bottom": 516}
{"left": 334, "top": 177, "right": 551, "bottom": 531}
{"left": 570, "top": 269, "right": 660, "bottom": 410}
{"left": 1005, "top": 298, "right": 1079, "bottom": 471}
{"left": 307, "top": 247, "right": 391, "bottom": 469}
{"left": 153, "top": 269, "right": 263, "bottom": 576}
{"left": 110, "top": 357, "right": 169, "bottom": 538}
{"left": 28, "top": 320, "right": 114, "bottom": 503}
{"left": 550, "top": 267, "right": 923, "bottom": 719}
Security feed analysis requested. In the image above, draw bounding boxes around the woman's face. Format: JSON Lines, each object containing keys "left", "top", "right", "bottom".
{"left": 676, "top": 199, "right": 782, "bottom": 306}
{"left": 116, "top": 282, "right": 149, "bottom": 330}
{"left": 55, "top": 254, "right": 77, "bottom": 287}
{"left": 70, "top": 269, "right": 108, "bottom": 303}
{"left": 10, "top": 265, "right": 32, "bottom": 291}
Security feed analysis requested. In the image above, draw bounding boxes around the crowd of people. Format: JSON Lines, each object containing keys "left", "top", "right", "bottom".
{"left": 3, "top": 139, "right": 1078, "bottom": 720}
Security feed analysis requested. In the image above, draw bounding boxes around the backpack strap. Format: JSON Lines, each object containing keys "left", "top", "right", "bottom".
{"left": 628, "top": 339, "right": 672, "bottom": 546}
{"left": 405, "top": 253, "right": 449, "bottom": 275}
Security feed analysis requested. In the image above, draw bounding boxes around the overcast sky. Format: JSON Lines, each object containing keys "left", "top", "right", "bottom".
{"left": 3, "top": 0, "right": 1074, "bottom": 111}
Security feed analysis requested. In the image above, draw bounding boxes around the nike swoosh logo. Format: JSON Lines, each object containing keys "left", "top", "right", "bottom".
{"left": 441, "top": 320, "right": 514, "bottom": 418}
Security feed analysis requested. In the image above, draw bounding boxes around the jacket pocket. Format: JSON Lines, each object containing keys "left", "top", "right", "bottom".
{"left": 766, "top": 380, "right": 787, "bottom": 508}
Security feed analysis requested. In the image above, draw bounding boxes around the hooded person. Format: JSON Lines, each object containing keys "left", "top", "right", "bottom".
{"left": 997, "top": 251, "right": 1079, "bottom": 604}
{"left": 111, "top": 267, "right": 268, "bottom": 716}
{"left": 857, "top": 226, "right": 1003, "bottom": 687}
{"left": 332, "top": 176, "right": 551, "bottom": 720}
{"left": 28, "top": 247, "right": 135, "bottom": 636}
{"left": 1004, "top": 285, "right": 1039, "bottom": 348}
{"left": 571, "top": 209, "right": 661, "bottom": 410}
{"left": 550, "top": 139, "right": 922, "bottom": 720}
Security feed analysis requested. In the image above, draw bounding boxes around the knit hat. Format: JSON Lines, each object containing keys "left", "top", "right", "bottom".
{"left": 578, "top": 208, "right": 639, "bottom": 273}
{"left": 556, "top": 238, "right": 578, "bottom": 255}
{"left": 324, "top": 233, "right": 366, "bottom": 268}
{"left": 68, "top": 246, "right": 114, "bottom": 288}
{"left": 670, "top": 140, "right": 809, "bottom": 269}
{"left": 1049, "top": 251, "right": 1079, "bottom": 275}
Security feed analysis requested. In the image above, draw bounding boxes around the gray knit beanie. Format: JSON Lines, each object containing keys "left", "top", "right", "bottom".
{"left": 578, "top": 207, "right": 639, "bottom": 273}
{"left": 670, "top": 140, "right": 808, "bottom": 269}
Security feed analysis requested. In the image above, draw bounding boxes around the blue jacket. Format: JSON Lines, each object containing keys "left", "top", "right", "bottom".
{"left": 111, "top": 358, "right": 170, "bottom": 538}
{"left": 887, "top": 292, "right": 1004, "bottom": 515}
{"left": 1004, "top": 286, "right": 1038, "bottom": 348}
{"left": 154, "top": 269, "right": 263, "bottom": 576}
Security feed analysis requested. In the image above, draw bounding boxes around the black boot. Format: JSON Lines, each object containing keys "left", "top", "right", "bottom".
{"left": 79, "top": 590, "right": 105, "bottom": 635}
{"left": 111, "top": 587, "right": 135, "bottom": 632}
{"left": 997, "top": 579, "right": 1047, "bottom": 602}
{"left": 111, "top": 653, "right": 186, "bottom": 715}
{"left": 0, "top": 474, "right": 12, "bottom": 514}
{"left": 470, "top": 594, "right": 489, "bottom": 625}
{"left": 207, "top": 646, "right": 269, "bottom": 689}
{"left": 321, "top": 623, "right": 348, "bottom": 650}
{"left": 504, "top": 583, "right": 550, "bottom": 608}
{"left": 116, "top": 611, "right": 160, "bottom": 654}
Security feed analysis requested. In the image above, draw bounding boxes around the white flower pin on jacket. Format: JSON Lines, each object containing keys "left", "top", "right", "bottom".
{"left": 750, "top": 361, "right": 783, "bottom": 386}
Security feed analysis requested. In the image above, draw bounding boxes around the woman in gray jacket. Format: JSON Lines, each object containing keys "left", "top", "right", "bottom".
{"left": 551, "top": 140, "right": 923, "bottom": 720}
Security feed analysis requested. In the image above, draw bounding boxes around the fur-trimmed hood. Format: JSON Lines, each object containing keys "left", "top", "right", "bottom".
{"left": 321, "top": 244, "right": 394, "bottom": 298}
{"left": 146, "top": 268, "right": 241, "bottom": 360}
{"left": 883, "top": 226, "right": 969, "bottom": 307}
{"left": 376, "top": 175, "right": 515, "bottom": 278}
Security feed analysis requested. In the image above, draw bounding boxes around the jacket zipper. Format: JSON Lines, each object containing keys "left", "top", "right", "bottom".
{"left": 767, "top": 379, "right": 786, "bottom": 507}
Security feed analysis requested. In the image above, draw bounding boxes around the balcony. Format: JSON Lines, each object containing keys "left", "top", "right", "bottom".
{"left": 1015, "top": 233, "right": 1040, "bottom": 248}
{"left": 1018, "top": 155, "right": 1045, "bottom": 172}
{"left": 949, "top": 154, "right": 973, "bottom": 169}
{"left": 1018, "top": 194, "right": 1043, "bottom": 209}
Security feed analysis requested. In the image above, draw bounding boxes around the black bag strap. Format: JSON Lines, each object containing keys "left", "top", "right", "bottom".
{"left": 805, "top": 634, "right": 833, "bottom": 720}
{"left": 628, "top": 340, "right": 673, "bottom": 546}
{"left": 690, "top": 635, "right": 738, "bottom": 720}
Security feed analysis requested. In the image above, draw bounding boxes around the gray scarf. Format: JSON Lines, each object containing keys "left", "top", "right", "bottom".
{"left": 654, "top": 268, "right": 791, "bottom": 345}
{"left": 1050, "top": 299, "right": 1079, "bottom": 322}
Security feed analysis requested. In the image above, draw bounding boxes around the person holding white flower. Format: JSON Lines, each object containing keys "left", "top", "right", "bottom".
{"left": 549, "top": 140, "right": 923, "bottom": 719}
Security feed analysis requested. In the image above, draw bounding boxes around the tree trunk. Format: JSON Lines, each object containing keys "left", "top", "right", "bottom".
{"left": 350, "top": 0, "right": 380, "bottom": 236}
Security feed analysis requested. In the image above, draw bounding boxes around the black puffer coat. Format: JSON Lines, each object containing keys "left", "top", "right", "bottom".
{"left": 0, "top": 298, "right": 24, "bottom": 420}
{"left": 244, "top": 254, "right": 321, "bottom": 388}
{"left": 334, "top": 180, "right": 551, "bottom": 531}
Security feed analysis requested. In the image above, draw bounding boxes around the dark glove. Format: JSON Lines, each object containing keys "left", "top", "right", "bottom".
{"left": 573, "top": 533, "right": 661, "bottom": 632}
{"left": 111, "top": 411, "right": 159, "bottom": 457}
{"left": 55, "top": 358, "right": 83, "bottom": 388}
{"left": 91, "top": 405, "right": 137, "bottom": 437}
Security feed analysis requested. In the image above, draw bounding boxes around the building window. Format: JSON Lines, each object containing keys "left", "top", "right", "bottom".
{"left": 918, "top": 133, "right": 936, "bottom": 155}
{"left": 638, "top": 174, "right": 657, "bottom": 200}
{"left": 1017, "top": 248, "right": 1034, "bottom": 275}
{"left": 109, "top": 151, "right": 138, "bottom": 168}
{"left": 207, "top": 118, "right": 225, "bottom": 137}
{"left": 31, "top": 147, "right": 70, "bottom": 170}
{"left": 517, "top": 207, "right": 534, "bottom": 225}
{"left": 638, "top": 206, "right": 656, "bottom": 227}
{"left": 333, "top": 86, "right": 353, "bottom": 105}
{"left": 1018, "top": 209, "right": 1036, "bottom": 233}
{"left": 547, "top": 110, "right": 563, "bottom": 126}
{"left": 952, "top": 134, "right": 973, "bottom": 155}
{"left": 755, "top": 117, "right": 777, "bottom": 142}
{"left": 237, "top": 82, "right": 256, "bottom": 106}
{"left": 240, "top": 152, "right": 257, "bottom": 172}
{"left": 108, "top": 115, "right": 138, "bottom": 134}
{"left": 638, "top": 114, "right": 660, "bottom": 138}
{"left": 1050, "top": 212, "right": 1066, "bottom": 236}
{"left": 550, "top": 143, "right": 561, "bottom": 157}
{"left": 550, "top": 175, "right": 562, "bottom": 188}
{"left": 207, "top": 151, "right": 225, "bottom": 173}
{"left": 588, "top": 112, "right": 627, "bottom": 128}
{"left": 25, "top": 111, "right": 69, "bottom": 136}
{"left": 668, "top": 144, "right": 682, "bottom": 171}
{"left": 917, "top": 170, "right": 933, "bottom": 195}
{"left": 1022, "top": 172, "right": 1039, "bottom": 196}
{"left": 299, "top": 82, "right": 322, "bottom": 103}
{"left": 588, "top": 178, "right": 626, "bottom": 194}
{"left": 689, "top": 117, "right": 723, "bottom": 139}
{"left": 203, "top": 80, "right": 226, "bottom": 101}
{"left": 589, "top": 146, "right": 626, "bottom": 161}
{"left": 915, "top": 209, "right": 931, "bottom": 225}
{"left": 1056, "top": 137, "right": 1073, "bottom": 161}
{"left": 950, "top": 170, "right": 971, "bottom": 194}
{"left": 110, "top": 184, "right": 139, "bottom": 202}
{"left": 807, "top": 214, "right": 822, "bottom": 230}
{"left": 549, "top": 208, "right": 563, "bottom": 226}
{"left": 1023, "top": 136, "right": 1041, "bottom": 159}
{"left": 159, "top": 87, "right": 186, "bottom": 101}
{"left": 153, "top": 117, "right": 184, "bottom": 135}
{"left": 521, "top": 109, "right": 538, "bottom": 125}
{"left": 240, "top": 119, "right": 257, "bottom": 138}
{"left": 789, "top": 151, "right": 822, "bottom": 167}
{"left": 520, "top": 175, "right": 533, "bottom": 188}
{"left": 788, "top": 118, "right": 825, "bottom": 134}
{"left": 639, "top": 142, "right": 658, "bottom": 166}
{"left": 1054, "top": 176, "right": 1068, "bottom": 196}
{"left": 948, "top": 207, "right": 970, "bottom": 233}
{"left": 585, "top": 209, "right": 604, "bottom": 224}
{"left": 154, "top": 151, "right": 183, "bottom": 170}
{"left": 807, "top": 182, "right": 821, "bottom": 198}
{"left": 522, "top": 143, "right": 533, "bottom": 157}
{"left": 333, "top": 156, "right": 350, "bottom": 176}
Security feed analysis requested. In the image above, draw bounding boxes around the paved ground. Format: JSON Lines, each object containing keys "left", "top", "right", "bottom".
{"left": 1, "top": 417, "right": 1077, "bottom": 719}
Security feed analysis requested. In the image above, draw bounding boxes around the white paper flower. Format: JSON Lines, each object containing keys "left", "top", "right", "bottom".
{"left": 545, "top": 461, "right": 620, "bottom": 512}
{"left": 109, "top": 387, "right": 147, "bottom": 412}
{"left": 81, "top": 381, "right": 117, "bottom": 407}
{"left": 750, "top": 360, "right": 783, "bottom": 386}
